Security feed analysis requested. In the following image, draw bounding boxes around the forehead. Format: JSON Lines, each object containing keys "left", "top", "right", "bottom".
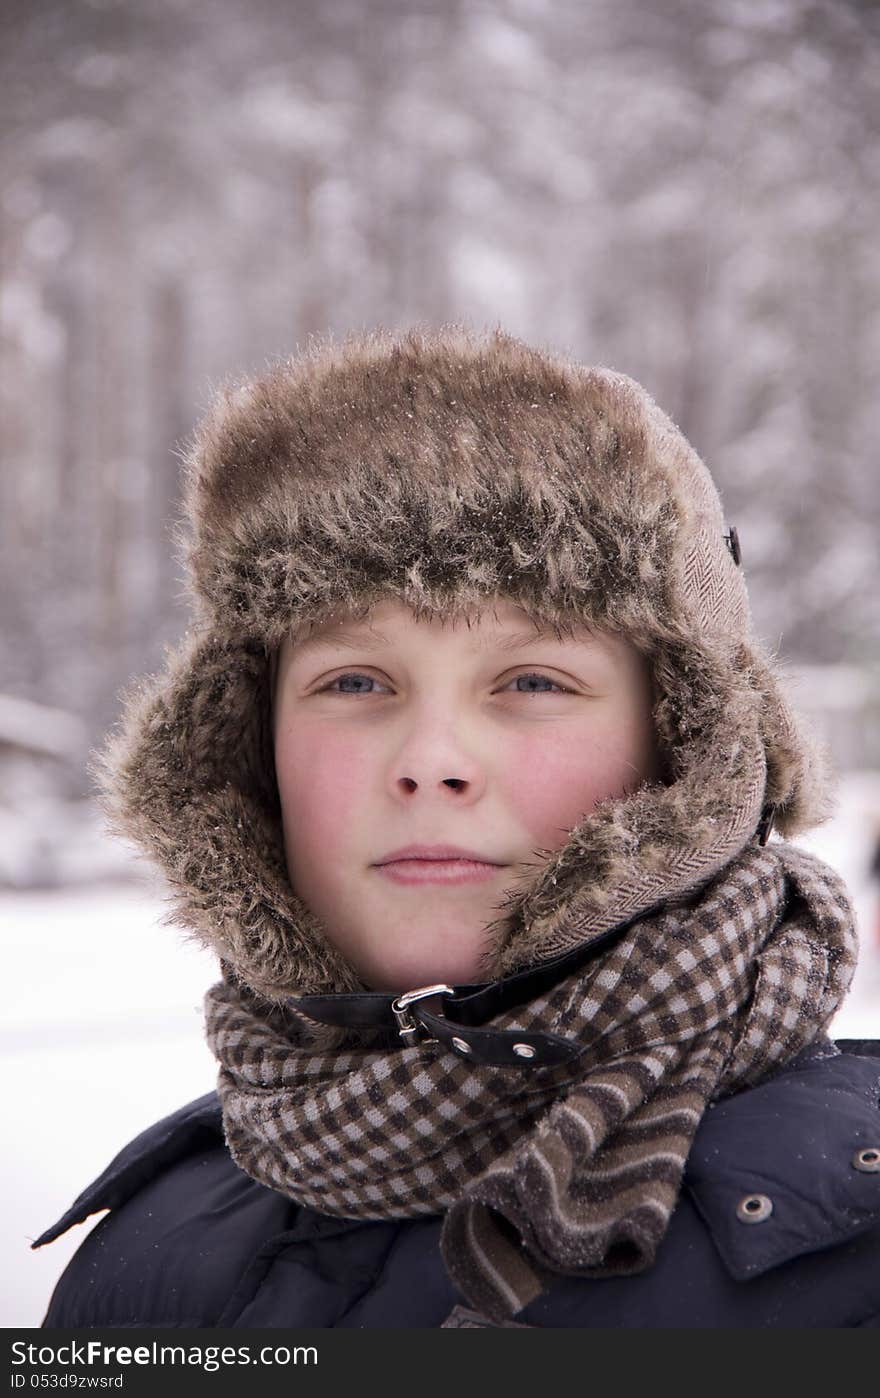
{"left": 286, "top": 596, "right": 607, "bottom": 656}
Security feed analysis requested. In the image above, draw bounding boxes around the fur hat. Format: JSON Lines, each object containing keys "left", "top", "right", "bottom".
{"left": 94, "top": 323, "right": 834, "bottom": 1000}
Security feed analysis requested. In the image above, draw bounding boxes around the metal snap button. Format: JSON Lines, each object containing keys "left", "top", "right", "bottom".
{"left": 852, "top": 1147, "right": 880, "bottom": 1173}
{"left": 736, "top": 1193, "right": 773, "bottom": 1223}
{"left": 513, "top": 1043, "right": 536, "bottom": 1059}
{"left": 451, "top": 1036, "right": 472, "bottom": 1055}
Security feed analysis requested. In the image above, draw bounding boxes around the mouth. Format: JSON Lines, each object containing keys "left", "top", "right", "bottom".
{"left": 373, "top": 858, "right": 504, "bottom": 886}
{"left": 374, "top": 843, "right": 504, "bottom": 866}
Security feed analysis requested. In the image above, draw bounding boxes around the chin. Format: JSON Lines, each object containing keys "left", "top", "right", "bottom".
{"left": 370, "top": 955, "right": 485, "bottom": 994}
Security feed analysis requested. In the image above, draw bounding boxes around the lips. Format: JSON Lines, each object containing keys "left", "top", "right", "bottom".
{"left": 374, "top": 843, "right": 503, "bottom": 866}
{"left": 374, "top": 856, "right": 504, "bottom": 886}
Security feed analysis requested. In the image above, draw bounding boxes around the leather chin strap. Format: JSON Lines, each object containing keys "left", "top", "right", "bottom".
{"left": 286, "top": 900, "right": 668, "bottom": 1068}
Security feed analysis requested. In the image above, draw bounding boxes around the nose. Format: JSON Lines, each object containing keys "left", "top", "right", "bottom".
{"left": 386, "top": 700, "right": 489, "bottom": 805}
{"left": 398, "top": 775, "right": 468, "bottom": 793}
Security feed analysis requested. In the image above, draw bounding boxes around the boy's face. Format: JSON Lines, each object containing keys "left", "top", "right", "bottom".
{"left": 273, "top": 597, "right": 661, "bottom": 992}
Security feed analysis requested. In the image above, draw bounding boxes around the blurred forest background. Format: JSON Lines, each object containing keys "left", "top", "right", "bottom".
{"left": 2, "top": 0, "right": 880, "bottom": 885}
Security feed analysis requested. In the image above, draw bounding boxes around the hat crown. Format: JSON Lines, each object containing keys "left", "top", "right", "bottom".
{"left": 182, "top": 326, "right": 750, "bottom": 653}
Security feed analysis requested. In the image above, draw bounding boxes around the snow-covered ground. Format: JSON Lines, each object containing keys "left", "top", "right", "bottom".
{"left": 5, "top": 778, "right": 880, "bottom": 1328}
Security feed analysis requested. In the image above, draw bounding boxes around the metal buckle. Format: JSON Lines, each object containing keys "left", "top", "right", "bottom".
{"left": 391, "top": 984, "right": 453, "bottom": 1046}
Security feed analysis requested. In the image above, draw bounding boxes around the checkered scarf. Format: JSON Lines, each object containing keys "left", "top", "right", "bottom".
{"left": 203, "top": 839, "right": 857, "bottom": 1325}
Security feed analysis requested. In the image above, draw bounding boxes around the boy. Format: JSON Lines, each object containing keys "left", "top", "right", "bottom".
{"left": 33, "top": 325, "right": 880, "bottom": 1327}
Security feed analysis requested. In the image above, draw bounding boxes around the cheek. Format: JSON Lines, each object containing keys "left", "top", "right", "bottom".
{"left": 275, "top": 721, "right": 368, "bottom": 850}
{"left": 500, "top": 729, "right": 589, "bottom": 836}
{"left": 501, "top": 721, "right": 648, "bottom": 846}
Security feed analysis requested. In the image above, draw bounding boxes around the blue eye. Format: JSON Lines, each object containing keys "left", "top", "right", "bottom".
{"left": 320, "top": 672, "right": 568, "bottom": 695}
{"left": 324, "top": 673, "right": 388, "bottom": 695}
{"left": 510, "top": 673, "right": 567, "bottom": 694}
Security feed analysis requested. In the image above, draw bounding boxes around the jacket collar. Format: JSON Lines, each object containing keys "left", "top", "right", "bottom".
{"left": 31, "top": 1093, "right": 224, "bottom": 1249}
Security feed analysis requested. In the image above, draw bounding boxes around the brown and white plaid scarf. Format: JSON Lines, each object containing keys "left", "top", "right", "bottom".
{"left": 203, "top": 839, "right": 857, "bottom": 1325}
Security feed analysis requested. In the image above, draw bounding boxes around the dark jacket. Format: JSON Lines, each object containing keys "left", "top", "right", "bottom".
{"left": 34, "top": 1037, "right": 880, "bottom": 1328}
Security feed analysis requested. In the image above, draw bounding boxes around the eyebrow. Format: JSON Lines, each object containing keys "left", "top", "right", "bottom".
{"left": 292, "top": 624, "right": 585, "bottom": 658}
